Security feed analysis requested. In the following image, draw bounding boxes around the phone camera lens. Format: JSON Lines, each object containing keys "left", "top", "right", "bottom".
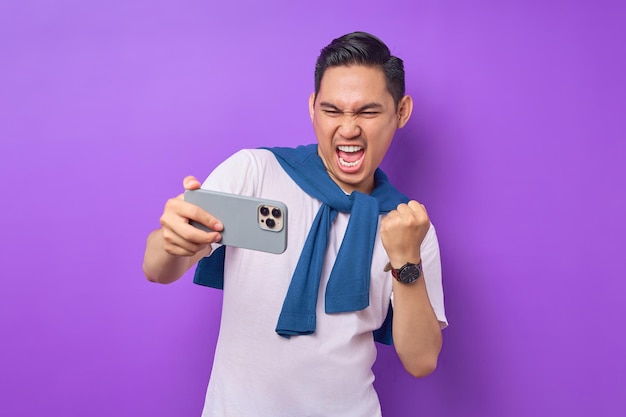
{"left": 260, "top": 206, "right": 270, "bottom": 216}
{"left": 265, "top": 218, "right": 276, "bottom": 228}
{"left": 271, "top": 208, "right": 282, "bottom": 218}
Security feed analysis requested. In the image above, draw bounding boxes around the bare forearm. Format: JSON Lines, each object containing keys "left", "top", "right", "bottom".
{"left": 392, "top": 276, "right": 442, "bottom": 378}
{"left": 142, "top": 229, "right": 208, "bottom": 284}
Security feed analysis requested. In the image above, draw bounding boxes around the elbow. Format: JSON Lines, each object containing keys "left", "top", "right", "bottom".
{"left": 144, "top": 273, "right": 174, "bottom": 285}
{"left": 143, "top": 264, "right": 170, "bottom": 284}
{"left": 398, "top": 347, "right": 440, "bottom": 378}
{"left": 403, "top": 356, "right": 438, "bottom": 378}
{"left": 143, "top": 262, "right": 157, "bottom": 283}
{"left": 145, "top": 273, "right": 161, "bottom": 284}
{"left": 395, "top": 332, "right": 442, "bottom": 378}
{"left": 144, "top": 270, "right": 161, "bottom": 284}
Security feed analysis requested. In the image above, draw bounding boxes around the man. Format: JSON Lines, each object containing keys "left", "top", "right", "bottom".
{"left": 143, "top": 31, "right": 447, "bottom": 417}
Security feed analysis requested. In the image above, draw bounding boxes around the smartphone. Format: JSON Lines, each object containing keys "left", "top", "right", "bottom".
{"left": 184, "top": 189, "right": 288, "bottom": 254}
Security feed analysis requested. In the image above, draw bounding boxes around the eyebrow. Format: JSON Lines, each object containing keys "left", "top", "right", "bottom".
{"left": 319, "top": 102, "right": 383, "bottom": 112}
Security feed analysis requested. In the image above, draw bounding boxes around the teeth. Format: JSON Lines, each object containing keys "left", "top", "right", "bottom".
{"left": 337, "top": 145, "right": 362, "bottom": 153}
{"left": 339, "top": 158, "right": 360, "bottom": 167}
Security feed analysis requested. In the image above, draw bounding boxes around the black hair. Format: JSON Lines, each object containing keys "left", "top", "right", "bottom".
{"left": 314, "top": 31, "right": 405, "bottom": 106}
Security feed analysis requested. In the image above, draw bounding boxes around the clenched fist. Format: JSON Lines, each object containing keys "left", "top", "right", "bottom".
{"left": 380, "top": 200, "right": 430, "bottom": 268}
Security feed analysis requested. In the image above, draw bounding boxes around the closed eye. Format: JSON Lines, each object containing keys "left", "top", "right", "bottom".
{"left": 318, "top": 102, "right": 384, "bottom": 118}
{"left": 322, "top": 109, "right": 342, "bottom": 117}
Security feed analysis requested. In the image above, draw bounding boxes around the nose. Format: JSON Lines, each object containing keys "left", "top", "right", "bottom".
{"left": 337, "top": 114, "right": 361, "bottom": 139}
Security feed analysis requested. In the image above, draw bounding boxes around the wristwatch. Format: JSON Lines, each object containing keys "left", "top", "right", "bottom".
{"left": 385, "top": 261, "right": 423, "bottom": 284}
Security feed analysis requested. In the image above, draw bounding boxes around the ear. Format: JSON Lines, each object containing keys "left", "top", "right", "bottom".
{"left": 396, "top": 95, "right": 413, "bottom": 128}
{"left": 308, "top": 92, "right": 316, "bottom": 122}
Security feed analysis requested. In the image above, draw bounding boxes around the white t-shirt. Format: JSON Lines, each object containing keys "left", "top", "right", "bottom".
{"left": 199, "top": 149, "right": 447, "bottom": 417}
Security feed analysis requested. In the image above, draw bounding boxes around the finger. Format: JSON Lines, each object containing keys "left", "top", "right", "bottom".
{"left": 184, "top": 203, "right": 224, "bottom": 232}
{"left": 179, "top": 220, "right": 222, "bottom": 244}
{"left": 162, "top": 218, "right": 222, "bottom": 248}
{"left": 163, "top": 238, "right": 203, "bottom": 257}
{"left": 395, "top": 202, "right": 412, "bottom": 215}
{"left": 405, "top": 200, "right": 427, "bottom": 215}
{"left": 162, "top": 231, "right": 214, "bottom": 256}
{"left": 183, "top": 175, "right": 202, "bottom": 191}
{"left": 164, "top": 197, "right": 224, "bottom": 232}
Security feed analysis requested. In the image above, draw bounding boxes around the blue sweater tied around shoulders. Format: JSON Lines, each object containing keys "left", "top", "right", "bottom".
{"left": 193, "top": 144, "right": 409, "bottom": 345}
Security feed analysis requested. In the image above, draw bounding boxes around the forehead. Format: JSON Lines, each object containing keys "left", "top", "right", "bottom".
{"left": 317, "top": 65, "right": 393, "bottom": 107}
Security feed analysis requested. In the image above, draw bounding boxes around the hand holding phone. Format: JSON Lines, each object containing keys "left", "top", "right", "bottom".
{"left": 184, "top": 189, "right": 288, "bottom": 254}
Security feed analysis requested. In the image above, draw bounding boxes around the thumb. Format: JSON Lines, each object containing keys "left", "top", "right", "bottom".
{"left": 183, "top": 175, "right": 202, "bottom": 190}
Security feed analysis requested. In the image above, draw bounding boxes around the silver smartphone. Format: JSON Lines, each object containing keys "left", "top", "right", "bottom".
{"left": 184, "top": 189, "right": 288, "bottom": 254}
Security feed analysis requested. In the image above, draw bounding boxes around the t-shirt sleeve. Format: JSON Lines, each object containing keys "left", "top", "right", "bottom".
{"left": 201, "top": 149, "right": 261, "bottom": 196}
{"left": 421, "top": 224, "right": 448, "bottom": 328}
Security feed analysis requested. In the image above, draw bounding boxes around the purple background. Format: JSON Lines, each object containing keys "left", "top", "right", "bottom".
{"left": 1, "top": 1, "right": 625, "bottom": 416}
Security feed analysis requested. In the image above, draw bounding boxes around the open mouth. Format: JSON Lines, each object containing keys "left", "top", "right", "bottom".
{"left": 336, "top": 145, "right": 365, "bottom": 169}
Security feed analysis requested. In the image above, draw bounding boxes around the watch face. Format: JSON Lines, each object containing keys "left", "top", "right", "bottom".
{"left": 397, "top": 263, "right": 422, "bottom": 284}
